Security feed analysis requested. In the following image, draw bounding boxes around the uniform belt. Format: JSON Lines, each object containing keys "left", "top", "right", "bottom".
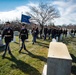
{"left": 5, "top": 35, "right": 11, "bottom": 37}
{"left": 21, "top": 34, "right": 26, "bottom": 35}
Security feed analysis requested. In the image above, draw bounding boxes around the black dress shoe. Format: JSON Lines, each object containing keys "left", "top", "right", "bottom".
{"left": 24, "top": 48, "right": 27, "bottom": 51}
{"left": 9, "top": 52, "right": 12, "bottom": 55}
{"left": 2, "top": 55, "right": 5, "bottom": 59}
{"left": 32, "top": 43, "right": 34, "bottom": 44}
{"left": 19, "top": 51, "right": 21, "bottom": 53}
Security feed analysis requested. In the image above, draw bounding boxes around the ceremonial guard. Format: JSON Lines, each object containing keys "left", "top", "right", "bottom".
{"left": 31, "top": 26, "right": 37, "bottom": 44}
{"left": 74, "top": 29, "right": 76, "bottom": 35}
{"left": 2, "top": 22, "right": 13, "bottom": 58}
{"left": 51, "top": 27, "right": 56, "bottom": 39}
{"left": 19, "top": 23, "right": 28, "bottom": 53}
{"left": 36, "top": 27, "right": 39, "bottom": 38}
{"left": 44, "top": 26, "right": 48, "bottom": 40}
{"left": 47, "top": 27, "right": 51, "bottom": 39}
{"left": 40, "top": 28, "right": 42, "bottom": 39}
{"left": 65, "top": 29, "right": 68, "bottom": 37}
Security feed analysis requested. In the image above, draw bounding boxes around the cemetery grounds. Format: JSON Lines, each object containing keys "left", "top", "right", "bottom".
{"left": 0, "top": 35, "right": 76, "bottom": 75}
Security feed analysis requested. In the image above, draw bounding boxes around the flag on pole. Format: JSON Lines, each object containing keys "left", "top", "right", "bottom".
{"left": 21, "top": 14, "right": 31, "bottom": 24}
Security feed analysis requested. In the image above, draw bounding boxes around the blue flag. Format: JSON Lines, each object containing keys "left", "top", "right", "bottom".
{"left": 21, "top": 14, "right": 31, "bottom": 24}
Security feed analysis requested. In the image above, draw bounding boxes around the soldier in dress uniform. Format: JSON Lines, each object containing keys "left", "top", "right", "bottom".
{"left": 65, "top": 29, "right": 68, "bottom": 37}
{"left": 2, "top": 22, "right": 13, "bottom": 58}
{"left": 40, "top": 28, "right": 42, "bottom": 39}
{"left": 44, "top": 26, "right": 48, "bottom": 40}
{"left": 31, "top": 26, "right": 37, "bottom": 44}
{"left": 47, "top": 27, "right": 51, "bottom": 39}
{"left": 36, "top": 27, "right": 39, "bottom": 39}
{"left": 19, "top": 23, "right": 28, "bottom": 53}
{"left": 51, "top": 27, "right": 56, "bottom": 39}
{"left": 74, "top": 29, "right": 76, "bottom": 35}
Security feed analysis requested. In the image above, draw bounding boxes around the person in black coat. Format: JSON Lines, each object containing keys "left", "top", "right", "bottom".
{"left": 71, "top": 29, "right": 74, "bottom": 34}
{"left": 65, "top": 29, "right": 67, "bottom": 37}
{"left": 47, "top": 27, "right": 51, "bottom": 39}
{"left": 2, "top": 22, "right": 13, "bottom": 58}
{"left": 40, "top": 28, "right": 42, "bottom": 39}
{"left": 31, "top": 27, "right": 37, "bottom": 44}
{"left": 74, "top": 29, "right": 76, "bottom": 35}
{"left": 19, "top": 23, "right": 28, "bottom": 53}
{"left": 57, "top": 29, "right": 61, "bottom": 41}
{"left": 36, "top": 27, "right": 39, "bottom": 38}
{"left": 51, "top": 28, "right": 56, "bottom": 39}
{"left": 44, "top": 26, "right": 48, "bottom": 40}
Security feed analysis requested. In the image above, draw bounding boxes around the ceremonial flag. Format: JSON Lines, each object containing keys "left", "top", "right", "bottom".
{"left": 21, "top": 14, "right": 31, "bottom": 24}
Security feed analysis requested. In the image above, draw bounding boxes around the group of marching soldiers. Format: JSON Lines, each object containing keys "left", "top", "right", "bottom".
{"left": 32, "top": 25, "right": 68, "bottom": 42}
{"left": 31, "top": 25, "right": 76, "bottom": 44}
{"left": 1, "top": 22, "right": 76, "bottom": 59}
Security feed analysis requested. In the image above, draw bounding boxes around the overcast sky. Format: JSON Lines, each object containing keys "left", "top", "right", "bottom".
{"left": 0, "top": 0, "right": 76, "bottom": 25}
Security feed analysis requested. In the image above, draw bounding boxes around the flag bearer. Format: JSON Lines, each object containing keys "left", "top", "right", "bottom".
{"left": 19, "top": 23, "right": 28, "bottom": 53}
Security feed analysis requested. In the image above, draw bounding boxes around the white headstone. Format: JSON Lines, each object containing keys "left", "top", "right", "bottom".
{"left": 0, "top": 35, "right": 3, "bottom": 46}
{"left": 12, "top": 31, "right": 19, "bottom": 42}
{"left": 52, "top": 38, "right": 57, "bottom": 42}
{"left": 48, "top": 42, "right": 72, "bottom": 75}
{"left": 42, "top": 64, "right": 47, "bottom": 75}
{"left": 67, "top": 31, "right": 70, "bottom": 37}
{"left": 14, "top": 31, "right": 19, "bottom": 36}
{"left": 29, "top": 30, "right": 31, "bottom": 34}
{"left": 42, "top": 42, "right": 72, "bottom": 75}
{"left": 56, "top": 37, "right": 58, "bottom": 42}
{"left": 12, "top": 36, "right": 16, "bottom": 42}
{"left": 60, "top": 34, "right": 63, "bottom": 41}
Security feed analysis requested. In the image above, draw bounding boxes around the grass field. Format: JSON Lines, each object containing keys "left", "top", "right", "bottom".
{"left": 0, "top": 35, "right": 76, "bottom": 75}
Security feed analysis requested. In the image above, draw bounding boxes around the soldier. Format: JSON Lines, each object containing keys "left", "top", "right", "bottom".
{"left": 63, "top": 29, "right": 66, "bottom": 37}
{"left": 40, "top": 28, "right": 42, "bottom": 39}
{"left": 74, "top": 29, "right": 76, "bottom": 36}
{"left": 60, "top": 28, "right": 63, "bottom": 41}
{"left": 31, "top": 26, "right": 37, "bottom": 44}
{"left": 36, "top": 27, "right": 39, "bottom": 39}
{"left": 2, "top": 22, "right": 13, "bottom": 58}
{"left": 71, "top": 29, "right": 74, "bottom": 34}
{"left": 57, "top": 29, "right": 62, "bottom": 41}
{"left": 47, "top": 27, "right": 51, "bottom": 39}
{"left": 65, "top": 29, "right": 68, "bottom": 37}
{"left": 19, "top": 23, "right": 28, "bottom": 53}
{"left": 51, "top": 27, "right": 56, "bottom": 39}
{"left": 44, "top": 26, "right": 48, "bottom": 40}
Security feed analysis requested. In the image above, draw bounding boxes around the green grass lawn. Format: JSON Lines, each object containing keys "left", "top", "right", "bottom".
{"left": 0, "top": 35, "right": 76, "bottom": 75}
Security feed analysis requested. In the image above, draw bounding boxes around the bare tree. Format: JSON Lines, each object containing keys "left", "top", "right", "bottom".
{"left": 26, "top": 3, "right": 60, "bottom": 29}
